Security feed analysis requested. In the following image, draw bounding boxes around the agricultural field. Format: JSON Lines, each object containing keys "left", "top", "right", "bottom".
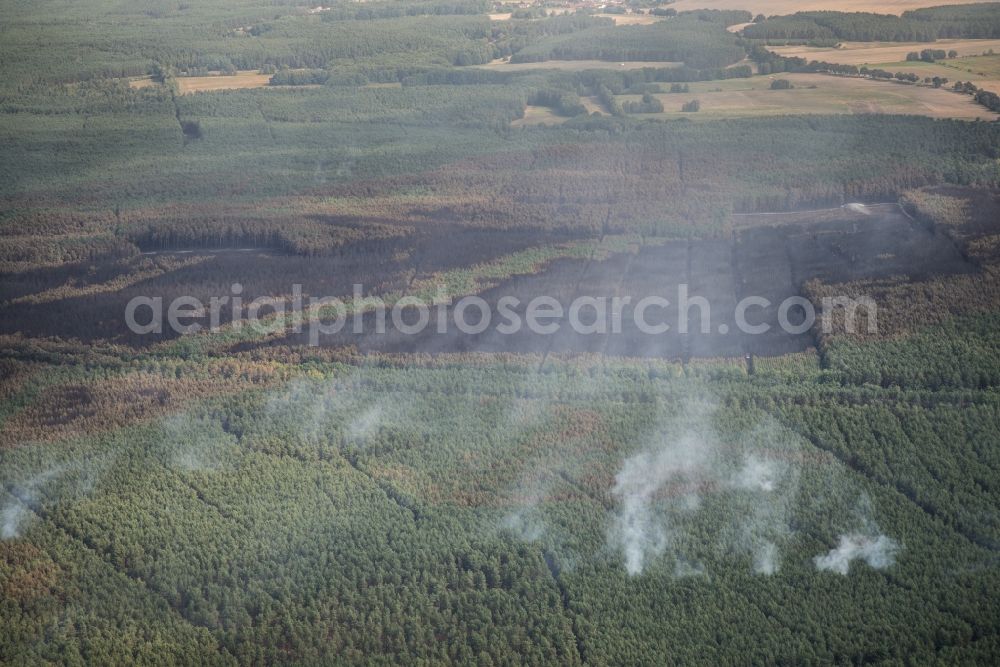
{"left": 175, "top": 71, "right": 274, "bottom": 95}
{"left": 670, "top": 0, "right": 996, "bottom": 14}
{"left": 769, "top": 39, "right": 1000, "bottom": 65}
{"left": 511, "top": 105, "right": 567, "bottom": 126}
{"left": 766, "top": 42, "right": 1000, "bottom": 96}
{"left": 4, "top": 0, "right": 1000, "bottom": 664}
{"left": 622, "top": 72, "right": 999, "bottom": 120}
{"left": 477, "top": 59, "right": 684, "bottom": 72}
{"left": 593, "top": 13, "right": 666, "bottom": 26}
{"left": 129, "top": 72, "right": 276, "bottom": 94}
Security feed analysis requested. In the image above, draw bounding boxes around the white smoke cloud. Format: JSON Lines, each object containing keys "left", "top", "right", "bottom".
{"left": 814, "top": 533, "right": 900, "bottom": 574}
{"left": 2, "top": 503, "right": 28, "bottom": 540}
{"left": 674, "top": 558, "right": 706, "bottom": 578}
{"left": 728, "top": 450, "right": 799, "bottom": 576}
{"left": 753, "top": 541, "right": 779, "bottom": 575}
{"left": 348, "top": 405, "right": 384, "bottom": 441}
{"left": 609, "top": 425, "right": 714, "bottom": 576}
{"left": 813, "top": 494, "right": 900, "bottom": 574}
{"left": 265, "top": 374, "right": 407, "bottom": 451}
{"left": 502, "top": 506, "right": 545, "bottom": 543}
{"left": 1, "top": 468, "right": 63, "bottom": 540}
{"left": 607, "top": 403, "right": 806, "bottom": 577}
{"left": 731, "top": 455, "right": 779, "bottom": 492}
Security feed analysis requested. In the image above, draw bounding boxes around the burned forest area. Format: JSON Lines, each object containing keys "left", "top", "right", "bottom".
{"left": 3, "top": 1, "right": 1000, "bottom": 665}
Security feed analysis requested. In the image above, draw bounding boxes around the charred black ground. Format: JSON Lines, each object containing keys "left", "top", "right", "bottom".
{"left": 279, "top": 204, "right": 975, "bottom": 359}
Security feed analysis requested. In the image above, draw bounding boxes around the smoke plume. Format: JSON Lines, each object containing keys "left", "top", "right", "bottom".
{"left": 609, "top": 426, "right": 713, "bottom": 575}
{"left": 814, "top": 495, "right": 900, "bottom": 574}
{"left": 607, "top": 401, "right": 803, "bottom": 576}
{"left": 1, "top": 468, "right": 62, "bottom": 540}
{"left": 814, "top": 534, "right": 900, "bottom": 574}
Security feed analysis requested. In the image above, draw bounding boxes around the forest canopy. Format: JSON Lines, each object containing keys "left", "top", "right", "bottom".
{"left": 744, "top": 4, "right": 1000, "bottom": 42}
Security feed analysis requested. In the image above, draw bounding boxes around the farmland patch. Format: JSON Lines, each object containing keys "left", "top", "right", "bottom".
{"left": 669, "top": 0, "right": 996, "bottom": 16}
{"left": 631, "top": 73, "right": 998, "bottom": 120}
{"left": 175, "top": 71, "right": 273, "bottom": 94}
{"left": 475, "top": 59, "right": 684, "bottom": 72}
{"left": 769, "top": 39, "right": 1000, "bottom": 66}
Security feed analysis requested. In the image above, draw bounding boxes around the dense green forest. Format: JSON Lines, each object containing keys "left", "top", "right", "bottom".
{"left": 510, "top": 16, "right": 747, "bottom": 67}
{"left": 3, "top": 0, "right": 1000, "bottom": 664}
{"left": 3, "top": 348, "right": 1000, "bottom": 663}
{"left": 744, "top": 4, "right": 1000, "bottom": 42}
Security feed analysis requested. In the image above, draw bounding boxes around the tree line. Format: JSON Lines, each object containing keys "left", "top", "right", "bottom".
{"left": 744, "top": 4, "right": 1000, "bottom": 43}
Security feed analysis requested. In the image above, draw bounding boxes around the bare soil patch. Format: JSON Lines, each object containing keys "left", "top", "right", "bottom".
{"left": 580, "top": 96, "right": 608, "bottom": 115}
{"left": 176, "top": 71, "right": 272, "bottom": 94}
{"left": 594, "top": 13, "right": 664, "bottom": 26}
{"left": 512, "top": 105, "right": 567, "bottom": 127}
{"left": 128, "top": 76, "right": 156, "bottom": 90}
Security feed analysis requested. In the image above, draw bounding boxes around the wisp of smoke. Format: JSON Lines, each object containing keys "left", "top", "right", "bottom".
{"left": 728, "top": 451, "right": 798, "bottom": 576}
{"left": 814, "top": 494, "right": 900, "bottom": 574}
{"left": 348, "top": 405, "right": 384, "bottom": 440}
{"left": 502, "top": 507, "right": 546, "bottom": 543}
{"left": 610, "top": 427, "right": 713, "bottom": 576}
{"left": 731, "top": 455, "right": 779, "bottom": 493}
{"left": 753, "top": 541, "right": 779, "bottom": 575}
{"left": 1, "top": 503, "right": 28, "bottom": 540}
{"left": 499, "top": 373, "right": 615, "bottom": 548}
{"left": 608, "top": 403, "right": 805, "bottom": 577}
{"left": 814, "top": 533, "right": 900, "bottom": 574}
{"left": 845, "top": 203, "right": 872, "bottom": 215}
{"left": 267, "top": 374, "right": 402, "bottom": 451}
{"left": 1, "top": 467, "right": 63, "bottom": 540}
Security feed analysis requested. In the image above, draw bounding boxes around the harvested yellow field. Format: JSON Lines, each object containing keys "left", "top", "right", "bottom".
{"left": 488, "top": 12, "right": 512, "bottom": 21}
{"left": 594, "top": 13, "right": 664, "bottom": 25}
{"left": 128, "top": 76, "right": 156, "bottom": 90}
{"left": 634, "top": 73, "right": 998, "bottom": 121}
{"left": 668, "top": 0, "right": 994, "bottom": 15}
{"left": 771, "top": 39, "right": 1000, "bottom": 65}
{"left": 511, "top": 105, "right": 566, "bottom": 127}
{"left": 769, "top": 42, "right": 1000, "bottom": 96}
{"left": 581, "top": 95, "right": 609, "bottom": 115}
{"left": 476, "top": 59, "right": 683, "bottom": 72}
{"left": 176, "top": 71, "right": 272, "bottom": 94}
